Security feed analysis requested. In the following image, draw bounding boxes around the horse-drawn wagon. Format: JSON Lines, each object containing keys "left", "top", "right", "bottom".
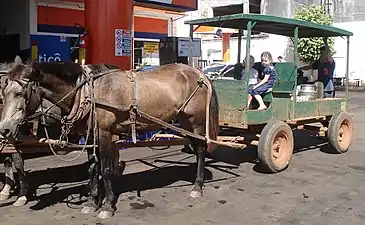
{"left": 184, "top": 13, "right": 354, "bottom": 173}
{"left": 0, "top": 13, "right": 354, "bottom": 219}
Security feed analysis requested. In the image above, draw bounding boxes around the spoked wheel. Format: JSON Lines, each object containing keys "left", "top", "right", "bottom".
{"left": 327, "top": 111, "right": 354, "bottom": 154}
{"left": 258, "top": 121, "right": 294, "bottom": 173}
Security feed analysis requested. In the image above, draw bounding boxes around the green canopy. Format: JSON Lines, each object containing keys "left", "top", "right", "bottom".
{"left": 185, "top": 13, "right": 353, "bottom": 38}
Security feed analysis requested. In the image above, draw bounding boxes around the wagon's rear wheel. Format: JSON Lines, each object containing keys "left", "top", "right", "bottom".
{"left": 327, "top": 111, "right": 353, "bottom": 154}
{"left": 258, "top": 121, "right": 294, "bottom": 173}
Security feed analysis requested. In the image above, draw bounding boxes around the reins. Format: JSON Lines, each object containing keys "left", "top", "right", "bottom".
{"left": 42, "top": 68, "right": 121, "bottom": 115}
{"left": 31, "top": 67, "right": 120, "bottom": 162}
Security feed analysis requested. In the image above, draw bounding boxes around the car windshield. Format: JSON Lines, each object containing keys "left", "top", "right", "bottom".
{"left": 203, "top": 65, "right": 225, "bottom": 74}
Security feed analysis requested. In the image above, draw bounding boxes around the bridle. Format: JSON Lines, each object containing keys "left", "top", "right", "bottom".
{"left": 13, "top": 77, "right": 43, "bottom": 123}
{"left": 0, "top": 69, "right": 46, "bottom": 130}
{"left": 0, "top": 65, "right": 121, "bottom": 161}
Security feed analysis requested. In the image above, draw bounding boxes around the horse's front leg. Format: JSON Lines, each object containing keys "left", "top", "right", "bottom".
{"left": 81, "top": 148, "right": 103, "bottom": 214}
{"left": 12, "top": 153, "right": 29, "bottom": 206}
{"left": 98, "top": 129, "right": 119, "bottom": 219}
{"left": 0, "top": 156, "right": 16, "bottom": 201}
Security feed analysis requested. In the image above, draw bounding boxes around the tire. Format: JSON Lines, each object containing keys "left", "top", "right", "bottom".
{"left": 258, "top": 121, "right": 294, "bottom": 173}
{"left": 327, "top": 111, "right": 353, "bottom": 154}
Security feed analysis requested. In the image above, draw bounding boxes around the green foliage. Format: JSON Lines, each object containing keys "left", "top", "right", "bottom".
{"left": 293, "top": 4, "right": 335, "bottom": 64}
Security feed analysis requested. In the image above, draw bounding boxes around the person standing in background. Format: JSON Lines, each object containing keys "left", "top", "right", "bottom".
{"left": 298, "top": 42, "right": 336, "bottom": 98}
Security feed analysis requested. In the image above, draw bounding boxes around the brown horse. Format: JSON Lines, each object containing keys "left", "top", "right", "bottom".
{"left": 0, "top": 61, "right": 219, "bottom": 219}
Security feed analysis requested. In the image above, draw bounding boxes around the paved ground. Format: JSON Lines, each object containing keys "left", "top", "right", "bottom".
{"left": 0, "top": 91, "right": 365, "bottom": 225}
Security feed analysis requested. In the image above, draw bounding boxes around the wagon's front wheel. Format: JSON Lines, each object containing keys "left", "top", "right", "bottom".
{"left": 327, "top": 111, "right": 353, "bottom": 154}
{"left": 258, "top": 121, "right": 294, "bottom": 173}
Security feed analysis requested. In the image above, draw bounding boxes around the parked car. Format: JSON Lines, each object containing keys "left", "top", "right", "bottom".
{"left": 203, "top": 62, "right": 236, "bottom": 80}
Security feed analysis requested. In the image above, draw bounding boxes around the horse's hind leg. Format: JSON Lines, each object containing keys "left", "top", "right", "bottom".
{"left": 189, "top": 125, "right": 207, "bottom": 198}
{"left": 0, "top": 156, "right": 15, "bottom": 201}
{"left": 12, "top": 153, "right": 29, "bottom": 206}
{"left": 176, "top": 114, "right": 207, "bottom": 198}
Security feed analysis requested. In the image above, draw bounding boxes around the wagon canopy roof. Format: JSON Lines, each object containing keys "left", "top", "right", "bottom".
{"left": 184, "top": 13, "right": 353, "bottom": 38}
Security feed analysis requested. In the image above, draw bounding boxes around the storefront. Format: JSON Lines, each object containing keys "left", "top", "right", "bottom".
{"left": 28, "top": 0, "right": 197, "bottom": 69}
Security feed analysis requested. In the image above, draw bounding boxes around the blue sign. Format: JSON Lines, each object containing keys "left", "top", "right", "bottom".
{"left": 30, "top": 35, "right": 71, "bottom": 62}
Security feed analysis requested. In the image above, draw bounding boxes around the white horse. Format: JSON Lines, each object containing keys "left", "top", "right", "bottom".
{"left": 0, "top": 56, "right": 62, "bottom": 206}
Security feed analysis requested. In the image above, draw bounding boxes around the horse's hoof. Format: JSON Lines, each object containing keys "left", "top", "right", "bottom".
{"left": 81, "top": 206, "right": 97, "bottom": 214}
{"left": 98, "top": 210, "right": 114, "bottom": 219}
{"left": 189, "top": 190, "right": 202, "bottom": 198}
{"left": 0, "top": 193, "right": 10, "bottom": 201}
{"left": 13, "top": 196, "right": 27, "bottom": 207}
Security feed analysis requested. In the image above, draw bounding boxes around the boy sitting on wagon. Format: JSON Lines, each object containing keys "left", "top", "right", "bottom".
{"left": 241, "top": 55, "right": 259, "bottom": 87}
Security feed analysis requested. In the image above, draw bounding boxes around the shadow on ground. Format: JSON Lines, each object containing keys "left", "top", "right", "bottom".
{"left": 0, "top": 129, "right": 331, "bottom": 211}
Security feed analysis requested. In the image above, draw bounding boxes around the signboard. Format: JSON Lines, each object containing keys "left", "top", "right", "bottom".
{"left": 177, "top": 37, "right": 201, "bottom": 57}
{"left": 115, "top": 29, "right": 132, "bottom": 56}
{"left": 30, "top": 35, "right": 70, "bottom": 62}
{"left": 143, "top": 42, "right": 159, "bottom": 65}
{"left": 143, "top": 42, "right": 159, "bottom": 54}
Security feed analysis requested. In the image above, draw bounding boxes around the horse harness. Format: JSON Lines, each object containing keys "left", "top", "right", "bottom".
{"left": 3, "top": 65, "right": 210, "bottom": 153}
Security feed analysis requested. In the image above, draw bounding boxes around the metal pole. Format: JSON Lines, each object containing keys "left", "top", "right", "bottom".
{"left": 237, "top": 29, "right": 243, "bottom": 63}
{"left": 345, "top": 36, "right": 350, "bottom": 109}
{"left": 188, "top": 25, "right": 194, "bottom": 67}
{"left": 242, "top": 0, "right": 249, "bottom": 37}
{"left": 294, "top": 27, "right": 298, "bottom": 66}
{"left": 244, "top": 21, "right": 252, "bottom": 124}
{"left": 244, "top": 22, "right": 252, "bottom": 83}
{"left": 293, "top": 26, "right": 298, "bottom": 116}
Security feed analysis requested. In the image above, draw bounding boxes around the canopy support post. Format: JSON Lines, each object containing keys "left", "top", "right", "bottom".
{"left": 237, "top": 29, "right": 243, "bottom": 63}
{"left": 345, "top": 36, "right": 350, "bottom": 109}
{"left": 292, "top": 26, "right": 299, "bottom": 116}
{"left": 243, "top": 21, "right": 254, "bottom": 125}
{"left": 189, "top": 24, "right": 194, "bottom": 67}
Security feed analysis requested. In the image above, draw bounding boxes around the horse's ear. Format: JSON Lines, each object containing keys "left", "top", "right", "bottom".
{"left": 13, "top": 55, "right": 22, "bottom": 66}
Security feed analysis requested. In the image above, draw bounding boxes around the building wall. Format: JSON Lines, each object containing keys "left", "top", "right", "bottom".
{"left": 35, "top": 5, "right": 169, "bottom": 39}
{"left": 29, "top": 1, "right": 183, "bottom": 64}
{"left": 262, "top": 0, "right": 365, "bottom": 80}
{"left": 261, "top": 0, "right": 365, "bottom": 23}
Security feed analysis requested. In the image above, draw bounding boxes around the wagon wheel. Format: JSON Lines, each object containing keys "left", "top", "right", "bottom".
{"left": 327, "top": 111, "right": 353, "bottom": 154}
{"left": 258, "top": 121, "right": 294, "bottom": 173}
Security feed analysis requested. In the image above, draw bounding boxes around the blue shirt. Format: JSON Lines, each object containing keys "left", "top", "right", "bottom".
{"left": 311, "top": 59, "right": 335, "bottom": 91}
{"left": 262, "top": 65, "right": 277, "bottom": 86}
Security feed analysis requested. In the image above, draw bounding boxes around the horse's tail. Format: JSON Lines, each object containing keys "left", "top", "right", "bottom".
{"left": 204, "top": 77, "right": 220, "bottom": 153}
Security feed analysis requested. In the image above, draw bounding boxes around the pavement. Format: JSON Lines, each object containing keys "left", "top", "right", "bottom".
{"left": 0, "top": 91, "right": 365, "bottom": 225}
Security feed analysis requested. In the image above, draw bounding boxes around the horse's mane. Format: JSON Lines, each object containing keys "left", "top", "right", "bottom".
{"left": 0, "top": 60, "right": 17, "bottom": 74}
{"left": 0, "top": 62, "right": 11, "bottom": 70}
{"left": 28, "top": 62, "right": 120, "bottom": 84}
{"left": 31, "top": 61, "right": 83, "bottom": 83}
{"left": 87, "top": 64, "right": 120, "bottom": 74}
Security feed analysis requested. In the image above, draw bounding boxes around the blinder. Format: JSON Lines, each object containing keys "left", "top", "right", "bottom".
{"left": 11, "top": 78, "right": 44, "bottom": 125}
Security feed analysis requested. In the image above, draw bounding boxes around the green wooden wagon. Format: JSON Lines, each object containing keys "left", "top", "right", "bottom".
{"left": 185, "top": 13, "right": 354, "bottom": 173}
